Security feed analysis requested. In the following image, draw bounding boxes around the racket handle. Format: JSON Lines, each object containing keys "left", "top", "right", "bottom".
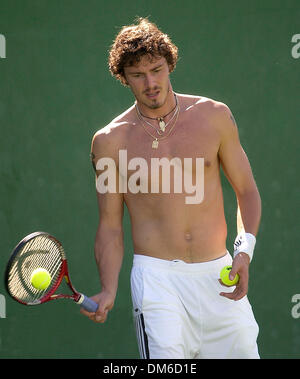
{"left": 77, "top": 293, "right": 99, "bottom": 312}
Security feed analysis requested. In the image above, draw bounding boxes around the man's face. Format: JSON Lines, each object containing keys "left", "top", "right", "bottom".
{"left": 123, "top": 55, "right": 171, "bottom": 110}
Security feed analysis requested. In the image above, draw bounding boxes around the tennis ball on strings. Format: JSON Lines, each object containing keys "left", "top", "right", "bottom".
{"left": 220, "top": 265, "right": 239, "bottom": 286}
{"left": 30, "top": 268, "right": 52, "bottom": 290}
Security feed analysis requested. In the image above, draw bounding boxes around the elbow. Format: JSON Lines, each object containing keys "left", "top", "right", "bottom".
{"left": 236, "top": 179, "right": 261, "bottom": 201}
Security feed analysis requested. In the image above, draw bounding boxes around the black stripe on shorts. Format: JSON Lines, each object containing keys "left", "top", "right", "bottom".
{"left": 134, "top": 310, "right": 150, "bottom": 359}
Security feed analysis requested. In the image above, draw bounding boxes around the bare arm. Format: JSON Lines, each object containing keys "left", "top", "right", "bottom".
{"left": 219, "top": 110, "right": 261, "bottom": 236}
{"left": 217, "top": 105, "right": 261, "bottom": 300}
{"left": 80, "top": 129, "right": 124, "bottom": 323}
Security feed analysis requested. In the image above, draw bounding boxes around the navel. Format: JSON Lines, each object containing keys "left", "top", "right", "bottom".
{"left": 184, "top": 232, "right": 192, "bottom": 241}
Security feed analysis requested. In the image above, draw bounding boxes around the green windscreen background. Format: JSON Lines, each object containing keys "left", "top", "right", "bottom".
{"left": 0, "top": 0, "right": 299, "bottom": 358}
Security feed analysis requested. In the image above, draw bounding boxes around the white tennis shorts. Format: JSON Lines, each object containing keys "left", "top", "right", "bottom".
{"left": 130, "top": 252, "right": 259, "bottom": 359}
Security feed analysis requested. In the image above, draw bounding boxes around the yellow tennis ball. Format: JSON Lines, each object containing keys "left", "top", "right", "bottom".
{"left": 220, "top": 265, "right": 239, "bottom": 286}
{"left": 30, "top": 268, "right": 51, "bottom": 290}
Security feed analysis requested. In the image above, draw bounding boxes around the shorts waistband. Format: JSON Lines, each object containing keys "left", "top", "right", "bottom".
{"left": 133, "top": 251, "right": 232, "bottom": 273}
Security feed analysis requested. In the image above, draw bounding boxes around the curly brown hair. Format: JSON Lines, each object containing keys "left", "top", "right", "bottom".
{"left": 108, "top": 17, "right": 178, "bottom": 86}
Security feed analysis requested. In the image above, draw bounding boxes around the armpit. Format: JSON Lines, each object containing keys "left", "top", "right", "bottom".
{"left": 90, "top": 152, "right": 96, "bottom": 171}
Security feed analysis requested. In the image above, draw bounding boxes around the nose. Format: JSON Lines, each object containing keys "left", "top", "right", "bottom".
{"left": 144, "top": 73, "right": 156, "bottom": 90}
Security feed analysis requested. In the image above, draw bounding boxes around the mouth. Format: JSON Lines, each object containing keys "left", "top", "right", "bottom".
{"left": 145, "top": 90, "right": 160, "bottom": 100}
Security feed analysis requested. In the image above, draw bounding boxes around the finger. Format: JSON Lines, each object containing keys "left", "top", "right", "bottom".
{"left": 95, "top": 310, "right": 108, "bottom": 323}
{"left": 220, "top": 274, "right": 248, "bottom": 300}
{"left": 229, "top": 266, "right": 238, "bottom": 281}
{"left": 220, "top": 283, "right": 247, "bottom": 301}
{"left": 95, "top": 307, "right": 108, "bottom": 322}
{"left": 84, "top": 309, "right": 105, "bottom": 323}
{"left": 80, "top": 307, "right": 95, "bottom": 317}
{"left": 79, "top": 304, "right": 104, "bottom": 321}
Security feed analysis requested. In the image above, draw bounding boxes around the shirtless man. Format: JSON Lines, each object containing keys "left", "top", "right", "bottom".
{"left": 81, "top": 18, "right": 261, "bottom": 359}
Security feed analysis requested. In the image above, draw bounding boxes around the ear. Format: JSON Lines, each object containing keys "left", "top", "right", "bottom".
{"left": 122, "top": 73, "right": 129, "bottom": 86}
{"left": 167, "top": 64, "right": 174, "bottom": 74}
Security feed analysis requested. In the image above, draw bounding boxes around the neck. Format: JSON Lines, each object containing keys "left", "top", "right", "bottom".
{"left": 135, "top": 86, "right": 177, "bottom": 120}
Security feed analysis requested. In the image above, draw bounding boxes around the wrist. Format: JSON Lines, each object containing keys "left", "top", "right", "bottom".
{"left": 234, "top": 251, "right": 250, "bottom": 265}
{"left": 233, "top": 232, "right": 256, "bottom": 262}
{"left": 101, "top": 286, "right": 117, "bottom": 298}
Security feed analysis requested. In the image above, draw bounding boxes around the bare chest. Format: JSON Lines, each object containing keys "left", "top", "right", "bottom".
{"left": 116, "top": 116, "right": 220, "bottom": 199}
{"left": 124, "top": 115, "right": 220, "bottom": 168}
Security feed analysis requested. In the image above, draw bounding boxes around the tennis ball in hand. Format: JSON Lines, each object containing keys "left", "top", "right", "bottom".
{"left": 30, "top": 268, "right": 52, "bottom": 290}
{"left": 220, "top": 265, "right": 239, "bottom": 286}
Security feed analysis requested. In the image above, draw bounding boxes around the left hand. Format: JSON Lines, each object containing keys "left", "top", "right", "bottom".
{"left": 219, "top": 252, "right": 250, "bottom": 301}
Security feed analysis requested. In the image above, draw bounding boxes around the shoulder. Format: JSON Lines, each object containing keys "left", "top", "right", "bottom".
{"left": 183, "top": 93, "right": 230, "bottom": 112}
{"left": 177, "top": 92, "right": 232, "bottom": 119}
{"left": 91, "top": 105, "right": 135, "bottom": 156}
{"left": 177, "top": 93, "right": 237, "bottom": 140}
{"left": 199, "top": 98, "right": 239, "bottom": 141}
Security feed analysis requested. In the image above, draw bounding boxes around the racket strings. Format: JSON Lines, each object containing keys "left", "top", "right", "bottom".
{"left": 7, "top": 235, "right": 65, "bottom": 303}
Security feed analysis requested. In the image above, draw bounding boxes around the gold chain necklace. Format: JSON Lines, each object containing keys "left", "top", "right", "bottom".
{"left": 136, "top": 102, "right": 180, "bottom": 149}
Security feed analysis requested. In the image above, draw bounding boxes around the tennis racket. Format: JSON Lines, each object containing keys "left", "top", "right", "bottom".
{"left": 4, "top": 231, "right": 98, "bottom": 312}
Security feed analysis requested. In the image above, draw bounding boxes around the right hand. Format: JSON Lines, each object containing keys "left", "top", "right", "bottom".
{"left": 80, "top": 290, "right": 115, "bottom": 323}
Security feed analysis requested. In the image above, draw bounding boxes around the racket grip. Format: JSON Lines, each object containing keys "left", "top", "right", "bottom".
{"left": 77, "top": 294, "right": 99, "bottom": 312}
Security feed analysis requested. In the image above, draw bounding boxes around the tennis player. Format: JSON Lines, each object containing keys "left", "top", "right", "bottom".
{"left": 81, "top": 18, "right": 261, "bottom": 359}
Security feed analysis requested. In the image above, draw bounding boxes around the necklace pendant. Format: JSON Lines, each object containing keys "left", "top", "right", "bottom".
{"left": 152, "top": 139, "right": 159, "bottom": 149}
{"left": 159, "top": 119, "right": 166, "bottom": 132}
